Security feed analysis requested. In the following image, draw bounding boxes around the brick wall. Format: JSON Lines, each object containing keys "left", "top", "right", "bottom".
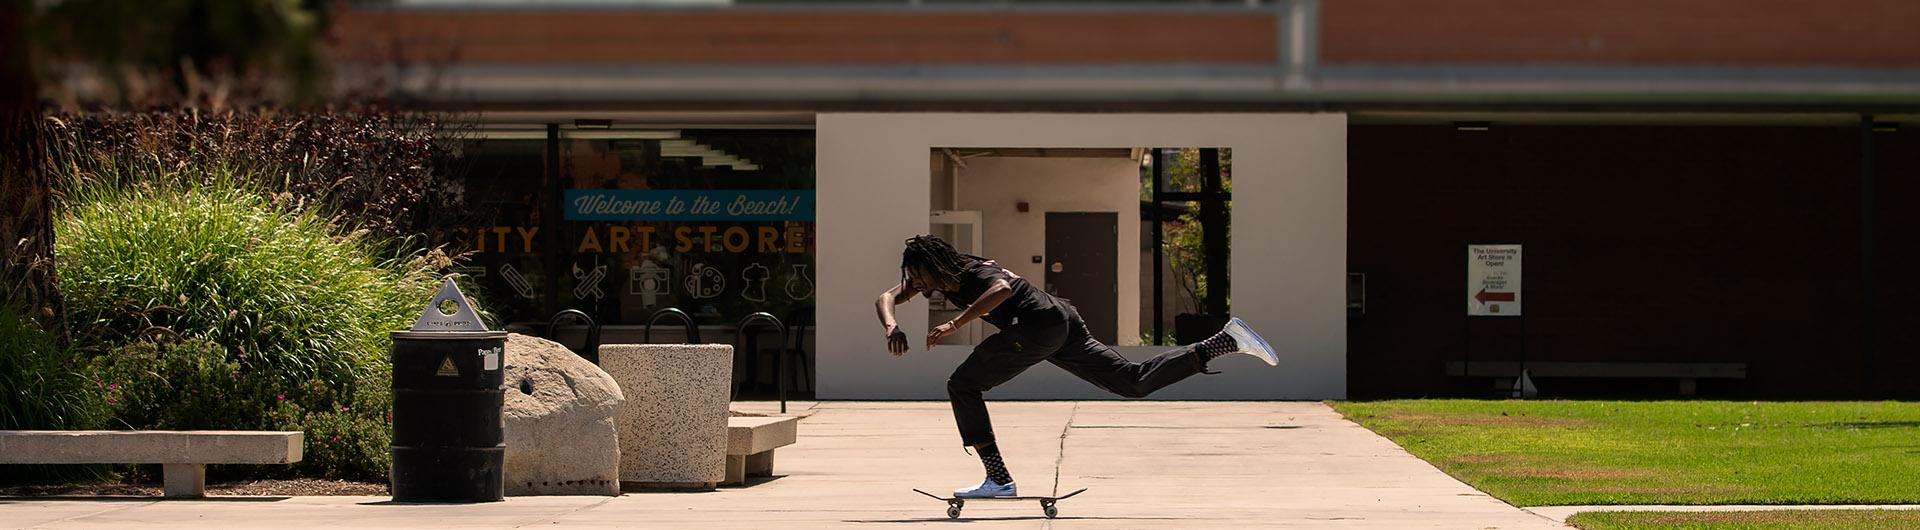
{"left": 328, "top": 9, "right": 1275, "bottom": 66}
{"left": 1323, "top": 0, "right": 1920, "bottom": 68}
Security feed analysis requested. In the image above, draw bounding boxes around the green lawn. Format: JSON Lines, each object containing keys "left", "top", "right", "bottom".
{"left": 1568, "top": 510, "right": 1920, "bottom": 530}
{"left": 1331, "top": 400, "right": 1920, "bottom": 506}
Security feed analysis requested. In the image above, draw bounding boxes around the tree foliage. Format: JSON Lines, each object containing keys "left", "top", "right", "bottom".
{"left": 33, "top": 0, "right": 326, "bottom": 107}
{"left": 1143, "top": 148, "right": 1232, "bottom": 315}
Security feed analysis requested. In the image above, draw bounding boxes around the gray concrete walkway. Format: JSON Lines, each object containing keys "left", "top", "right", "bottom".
{"left": 2, "top": 402, "right": 1564, "bottom": 529}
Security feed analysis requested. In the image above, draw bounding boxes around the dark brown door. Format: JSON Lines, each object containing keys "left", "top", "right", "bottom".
{"left": 1045, "top": 212, "right": 1118, "bottom": 344}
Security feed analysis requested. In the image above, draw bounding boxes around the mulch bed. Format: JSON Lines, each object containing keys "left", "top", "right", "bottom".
{"left": 0, "top": 479, "right": 388, "bottom": 497}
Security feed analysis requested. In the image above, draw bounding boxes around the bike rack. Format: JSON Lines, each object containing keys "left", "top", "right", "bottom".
{"left": 544, "top": 309, "right": 602, "bottom": 365}
{"left": 734, "top": 312, "right": 790, "bottom": 413}
{"left": 786, "top": 307, "right": 812, "bottom": 394}
{"left": 643, "top": 307, "right": 701, "bottom": 344}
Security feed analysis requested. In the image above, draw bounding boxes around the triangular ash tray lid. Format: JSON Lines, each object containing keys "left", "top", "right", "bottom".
{"left": 410, "top": 278, "right": 490, "bottom": 332}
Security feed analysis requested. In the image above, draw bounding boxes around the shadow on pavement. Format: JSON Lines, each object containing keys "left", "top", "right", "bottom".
{"left": 0, "top": 496, "right": 288, "bottom": 503}
{"left": 357, "top": 500, "right": 504, "bottom": 506}
{"left": 845, "top": 516, "right": 1196, "bottom": 523}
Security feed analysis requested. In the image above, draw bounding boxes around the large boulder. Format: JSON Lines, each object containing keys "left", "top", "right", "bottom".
{"left": 501, "top": 333, "right": 624, "bottom": 496}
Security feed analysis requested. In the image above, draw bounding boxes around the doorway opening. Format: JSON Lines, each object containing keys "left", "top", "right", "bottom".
{"left": 928, "top": 147, "right": 1232, "bottom": 347}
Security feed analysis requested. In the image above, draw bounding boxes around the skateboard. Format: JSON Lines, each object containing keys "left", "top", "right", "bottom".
{"left": 912, "top": 487, "right": 1087, "bottom": 519}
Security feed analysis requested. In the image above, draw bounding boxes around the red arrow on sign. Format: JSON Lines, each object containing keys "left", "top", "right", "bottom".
{"left": 1475, "top": 289, "right": 1516, "bottom": 304}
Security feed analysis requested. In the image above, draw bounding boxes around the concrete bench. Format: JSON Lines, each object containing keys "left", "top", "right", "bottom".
{"left": 724, "top": 416, "right": 797, "bottom": 487}
{"left": 0, "top": 430, "right": 303, "bottom": 498}
{"left": 1446, "top": 361, "right": 1747, "bottom": 396}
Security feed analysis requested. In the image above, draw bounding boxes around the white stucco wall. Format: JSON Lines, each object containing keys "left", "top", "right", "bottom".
{"left": 953, "top": 156, "right": 1142, "bottom": 346}
{"left": 818, "top": 113, "right": 1347, "bottom": 400}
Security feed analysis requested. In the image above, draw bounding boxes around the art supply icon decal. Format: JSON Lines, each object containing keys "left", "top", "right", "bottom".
{"left": 685, "top": 263, "right": 725, "bottom": 299}
{"left": 630, "top": 261, "right": 669, "bottom": 307}
{"left": 572, "top": 262, "right": 607, "bottom": 301}
{"left": 742, "top": 263, "right": 771, "bottom": 302}
{"left": 786, "top": 264, "right": 814, "bottom": 300}
{"left": 500, "top": 263, "right": 536, "bottom": 299}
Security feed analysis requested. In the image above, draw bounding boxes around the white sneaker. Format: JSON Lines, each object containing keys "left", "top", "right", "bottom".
{"left": 1222, "top": 317, "right": 1279, "bottom": 366}
{"left": 954, "top": 478, "right": 1017, "bottom": 498}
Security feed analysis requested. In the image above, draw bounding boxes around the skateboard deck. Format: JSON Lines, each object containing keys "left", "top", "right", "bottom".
{"left": 912, "top": 488, "right": 1087, "bottom": 519}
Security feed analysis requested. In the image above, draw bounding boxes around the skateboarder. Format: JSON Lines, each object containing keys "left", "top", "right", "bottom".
{"left": 874, "top": 235, "right": 1279, "bottom": 498}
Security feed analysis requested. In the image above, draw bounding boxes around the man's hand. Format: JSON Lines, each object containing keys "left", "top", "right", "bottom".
{"left": 927, "top": 321, "right": 959, "bottom": 350}
{"left": 885, "top": 324, "right": 910, "bottom": 356}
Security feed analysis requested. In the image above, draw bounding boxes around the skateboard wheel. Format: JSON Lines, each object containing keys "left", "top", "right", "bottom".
{"left": 1043, "top": 505, "right": 1058, "bottom": 518}
{"left": 947, "top": 506, "right": 961, "bottom": 519}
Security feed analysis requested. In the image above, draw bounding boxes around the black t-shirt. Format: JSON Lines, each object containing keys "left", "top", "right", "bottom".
{"left": 938, "top": 256, "right": 1063, "bottom": 329}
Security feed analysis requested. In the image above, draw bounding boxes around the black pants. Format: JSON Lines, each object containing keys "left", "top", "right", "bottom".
{"left": 947, "top": 303, "right": 1208, "bottom": 447}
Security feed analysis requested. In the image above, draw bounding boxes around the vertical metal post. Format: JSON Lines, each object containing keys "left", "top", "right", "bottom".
{"left": 544, "top": 124, "right": 562, "bottom": 316}
{"left": 1277, "top": 0, "right": 1320, "bottom": 90}
{"left": 1151, "top": 148, "right": 1165, "bottom": 346}
{"left": 1518, "top": 313, "right": 1527, "bottom": 398}
{"left": 1200, "top": 148, "right": 1229, "bottom": 316}
{"left": 1859, "top": 115, "right": 1877, "bottom": 396}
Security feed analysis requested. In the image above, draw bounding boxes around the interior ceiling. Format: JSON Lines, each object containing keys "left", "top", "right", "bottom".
{"left": 474, "top": 110, "right": 816, "bottom": 128}
{"left": 473, "top": 109, "right": 1918, "bottom": 129}
{"left": 943, "top": 148, "right": 1136, "bottom": 159}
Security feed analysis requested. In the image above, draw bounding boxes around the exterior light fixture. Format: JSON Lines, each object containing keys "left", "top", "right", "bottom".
{"left": 1872, "top": 121, "right": 1900, "bottom": 132}
{"left": 1454, "top": 121, "right": 1491, "bottom": 132}
{"left": 574, "top": 119, "right": 612, "bottom": 129}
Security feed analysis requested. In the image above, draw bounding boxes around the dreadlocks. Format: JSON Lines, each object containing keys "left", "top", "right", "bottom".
{"left": 901, "top": 235, "right": 971, "bottom": 290}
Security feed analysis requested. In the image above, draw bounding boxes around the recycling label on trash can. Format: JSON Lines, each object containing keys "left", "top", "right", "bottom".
{"left": 479, "top": 347, "right": 501, "bottom": 371}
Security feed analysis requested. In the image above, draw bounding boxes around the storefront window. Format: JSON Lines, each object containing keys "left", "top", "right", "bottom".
{"left": 452, "top": 129, "right": 816, "bottom": 328}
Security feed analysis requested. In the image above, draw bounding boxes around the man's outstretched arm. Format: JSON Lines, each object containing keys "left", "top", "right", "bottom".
{"left": 876, "top": 281, "right": 918, "bottom": 355}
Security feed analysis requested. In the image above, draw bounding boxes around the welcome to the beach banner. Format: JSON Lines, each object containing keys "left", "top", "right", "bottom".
{"left": 563, "top": 189, "right": 815, "bottom": 221}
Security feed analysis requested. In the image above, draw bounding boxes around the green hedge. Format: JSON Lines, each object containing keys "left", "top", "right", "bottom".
{"left": 0, "top": 303, "right": 111, "bottom": 483}
{"left": 58, "top": 178, "right": 445, "bottom": 480}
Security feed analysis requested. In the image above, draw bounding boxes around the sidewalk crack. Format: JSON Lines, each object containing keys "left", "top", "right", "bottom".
{"left": 1052, "top": 402, "right": 1077, "bottom": 497}
{"left": 1041, "top": 402, "right": 1078, "bottom": 530}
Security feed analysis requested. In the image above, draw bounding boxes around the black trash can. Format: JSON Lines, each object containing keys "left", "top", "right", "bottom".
{"left": 389, "top": 279, "right": 507, "bottom": 502}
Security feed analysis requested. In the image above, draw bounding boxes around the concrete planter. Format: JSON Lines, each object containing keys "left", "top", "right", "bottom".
{"left": 598, "top": 344, "right": 733, "bottom": 491}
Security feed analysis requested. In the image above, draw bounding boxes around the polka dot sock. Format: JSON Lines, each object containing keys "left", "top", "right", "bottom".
{"left": 976, "top": 442, "right": 1014, "bottom": 486}
{"left": 1197, "top": 329, "right": 1240, "bottom": 362}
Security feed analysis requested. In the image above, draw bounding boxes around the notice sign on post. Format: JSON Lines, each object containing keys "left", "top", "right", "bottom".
{"left": 1468, "top": 244, "right": 1522, "bottom": 317}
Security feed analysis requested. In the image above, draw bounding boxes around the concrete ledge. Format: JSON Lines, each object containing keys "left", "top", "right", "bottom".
{"left": 1444, "top": 361, "right": 1748, "bottom": 379}
{"left": 0, "top": 430, "right": 304, "bottom": 498}
{"left": 723, "top": 416, "right": 797, "bottom": 487}
{"left": 727, "top": 417, "right": 797, "bottom": 457}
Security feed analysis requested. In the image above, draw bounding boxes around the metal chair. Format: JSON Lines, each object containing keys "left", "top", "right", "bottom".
{"left": 733, "top": 312, "right": 790, "bottom": 413}
{"left": 544, "top": 309, "right": 602, "bottom": 364}
{"left": 785, "top": 308, "right": 812, "bottom": 394}
{"left": 643, "top": 307, "right": 700, "bottom": 344}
